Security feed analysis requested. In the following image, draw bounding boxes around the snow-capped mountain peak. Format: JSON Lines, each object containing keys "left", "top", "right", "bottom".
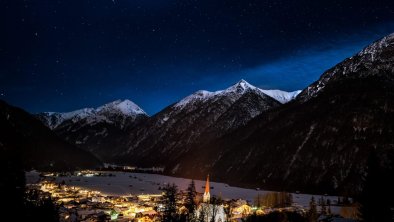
{"left": 96, "top": 99, "right": 147, "bottom": 116}
{"left": 224, "top": 80, "right": 301, "bottom": 103}
{"left": 222, "top": 79, "right": 256, "bottom": 94}
{"left": 174, "top": 80, "right": 255, "bottom": 108}
{"left": 37, "top": 99, "right": 147, "bottom": 129}
{"left": 231, "top": 79, "right": 253, "bottom": 90}
{"left": 174, "top": 79, "right": 300, "bottom": 108}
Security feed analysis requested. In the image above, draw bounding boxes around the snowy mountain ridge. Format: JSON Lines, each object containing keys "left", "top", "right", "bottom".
{"left": 299, "top": 32, "right": 394, "bottom": 102}
{"left": 142, "top": 32, "right": 394, "bottom": 195}
{"left": 119, "top": 79, "right": 289, "bottom": 165}
{"left": 96, "top": 99, "right": 147, "bottom": 116}
{"left": 175, "top": 79, "right": 300, "bottom": 108}
{"left": 357, "top": 32, "right": 394, "bottom": 60}
{"left": 38, "top": 99, "right": 147, "bottom": 129}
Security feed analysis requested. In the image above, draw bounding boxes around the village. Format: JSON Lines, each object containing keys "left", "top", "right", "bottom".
{"left": 26, "top": 170, "right": 357, "bottom": 222}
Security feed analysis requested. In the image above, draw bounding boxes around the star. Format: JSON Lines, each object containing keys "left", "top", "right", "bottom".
{"left": 2, "top": 0, "right": 393, "bottom": 115}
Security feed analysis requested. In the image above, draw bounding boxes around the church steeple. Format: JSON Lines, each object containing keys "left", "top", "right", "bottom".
{"left": 203, "top": 174, "right": 210, "bottom": 203}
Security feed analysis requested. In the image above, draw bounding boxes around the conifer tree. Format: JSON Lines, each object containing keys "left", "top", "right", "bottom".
{"left": 320, "top": 197, "right": 327, "bottom": 215}
{"left": 307, "top": 196, "right": 318, "bottom": 222}
{"left": 210, "top": 196, "right": 221, "bottom": 222}
{"left": 161, "top": 183, "right": 179, "bottom": 222}
{"left": 326, "top": 199, "right": 331, "bottom": 215}
{"left": 185, "top": 180, "right": 197, "bottom": 221}
{"left": 198, "top": 204, "right": 208, "bottom": 222}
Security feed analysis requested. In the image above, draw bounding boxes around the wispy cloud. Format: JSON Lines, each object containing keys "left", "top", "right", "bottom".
{"left": 238, "top": 27, "right": 394, "bottom": 91}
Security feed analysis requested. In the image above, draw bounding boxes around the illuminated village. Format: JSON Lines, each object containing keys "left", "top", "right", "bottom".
{"left": 36, "top": 181, "right": 160, "bottom": 222}
{"left": 26, "top": 170, "right": 357, "bottom": 222}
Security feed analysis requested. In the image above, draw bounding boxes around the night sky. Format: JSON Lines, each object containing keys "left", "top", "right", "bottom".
{"left": 1, "top": 0, "right": 394, "bottom": 115}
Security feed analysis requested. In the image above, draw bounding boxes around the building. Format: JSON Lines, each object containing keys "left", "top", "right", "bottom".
{"left": 196, "top": 203, "right": 226, "bottom": 222}
{"left": 196, "top": 175, "right": 226, "bottom": 222}
{"left": 203, "top": 175, "right": 210, "bottom": 203}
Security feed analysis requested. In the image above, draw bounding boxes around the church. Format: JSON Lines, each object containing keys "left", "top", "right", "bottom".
{"left": 203, "top": 174, "right": 211, "bottom": 203}
{"left": 196, "top": 175, "right": 226, "bottom": 222}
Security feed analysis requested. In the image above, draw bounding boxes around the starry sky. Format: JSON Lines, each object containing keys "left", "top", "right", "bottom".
{"left": 1, "top": 0, "right": 394, "bottom": 115}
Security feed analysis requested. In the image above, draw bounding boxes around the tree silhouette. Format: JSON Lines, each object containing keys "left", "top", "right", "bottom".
{"left": 307, "top": 197, "right": 317, "bottom": 222}
{"left": 25, "top": 189, "right": 59, "bottom": 222}
{"left": 198, "top": 204, "right": 208, "bottom": 222}
{"left": 210, "top": 196, "right": 222, "bottom": 222}
{"left": 320, "top": 197, "right": 327, "bottom": 215}
{"left": 223, "top": 204, "right": 232, "bottom": 222}
{"left": 357, "top": 150, "right": 394, "bottom": 222}
{"left": 326, "top": 199, "right": 331, "bottom": 215}
{"left": 161, "top": 183, "right": 179, "bottom": 222}
{"left": 185, "top": 180, "right": 197, "bottom": 221}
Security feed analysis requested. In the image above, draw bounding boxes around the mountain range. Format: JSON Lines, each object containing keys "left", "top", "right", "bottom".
{"left": 36, "top": 81, "right": 299, "bottom": 163}
{"left": 172, "top": 33, "right": 394, "bottom": 195}
{"left": 3, "top": 33, "right": 394, "bottom": 195}
{"left": 115, "top": 80, "right": 300, "bottom": 166}
{"left": 36, "top": 99, "right": 148, "bottom": 162}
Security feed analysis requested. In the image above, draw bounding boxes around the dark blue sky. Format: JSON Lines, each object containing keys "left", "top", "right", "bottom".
{"left": 1, "top": 0, "right": 394, "bottom": 115}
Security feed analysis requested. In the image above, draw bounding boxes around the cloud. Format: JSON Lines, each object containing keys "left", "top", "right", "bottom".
{"left": 240, "top": 27, "right": 394, "bottom": 91}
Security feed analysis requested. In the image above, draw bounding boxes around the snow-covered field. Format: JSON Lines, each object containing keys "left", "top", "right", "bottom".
{"left": 26, "top": 171, "right": 342, "bottom": 213}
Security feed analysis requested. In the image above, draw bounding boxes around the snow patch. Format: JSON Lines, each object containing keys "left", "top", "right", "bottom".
{"left": 260, "top": 89, "right": 302, "bottom": 104}
{"left": 171, "top": 164, "right": 180, "bottom": 174}
{"left": 285, "top": 124, "right": 316, "bottom": 178}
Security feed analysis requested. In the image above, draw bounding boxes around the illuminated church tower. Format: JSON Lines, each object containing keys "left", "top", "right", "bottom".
{"left": 203, "top": 175, "right": 210, "bottom": 203}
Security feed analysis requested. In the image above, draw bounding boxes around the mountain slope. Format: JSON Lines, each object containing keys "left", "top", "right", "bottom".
{"left": 168, "top": 33, "right": 394, "bottom": 195}
{"left": 298, "top": 33, "right": 394, "bottom": 102}
{"left": 36, "top": 99, "right": 148, "bottom": 162}
{"left": 116, "top": 80, "right": 299, "bottom": 168}
{"left": 0, "top": 100, "right": 101, "bottom": 171}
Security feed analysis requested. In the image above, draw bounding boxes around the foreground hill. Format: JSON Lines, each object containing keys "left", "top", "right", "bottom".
{"left": 0, "top": 100, "right": 101, "bottom": 171}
